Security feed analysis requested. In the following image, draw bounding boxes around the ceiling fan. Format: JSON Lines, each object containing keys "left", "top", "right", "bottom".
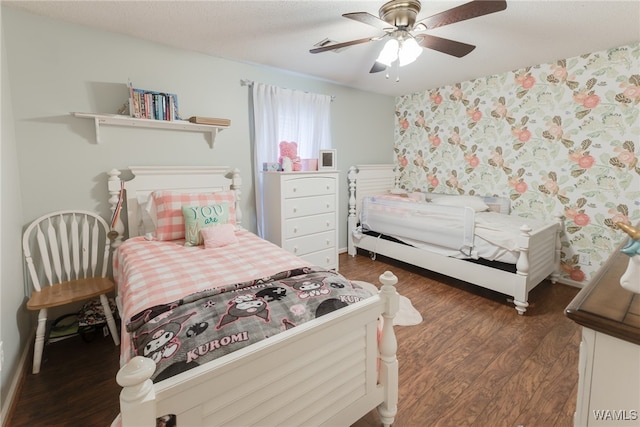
{"left": 310, "top": 0, "right": 507, "bottom": 74}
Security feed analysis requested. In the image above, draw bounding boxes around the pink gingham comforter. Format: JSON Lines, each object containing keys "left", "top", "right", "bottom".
{"left": 113, "top": 229, "right": 310, "bottom": 364}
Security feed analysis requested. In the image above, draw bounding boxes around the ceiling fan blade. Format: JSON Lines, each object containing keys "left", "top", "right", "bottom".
{"left": 310, "top": 37, "right": 376, "bottom": 54}
{"left": 343, "top": 11, "right": 394, "bottom": 31}
{"left": 369, "top": 62, "right": 387, "bottom": 73}
{"left": 414, "top": 0, "right": 507, "bottom": 31}
{"left": 418, "top": 34, "right": 476, "bottom": 58}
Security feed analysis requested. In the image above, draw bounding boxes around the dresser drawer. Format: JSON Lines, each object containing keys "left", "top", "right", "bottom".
{"left": 283, "top": 230, "right": 336, "bottom": 256}
{"left": 300, "top": 248, "right": 337, "bottom": 270}
{"left": 284, "top": 195, "right": 335, "bottom": 219}
{"left": 283, "top": 177, "right": 336, "bottom": 198}
{"left": 284, "top": 213, "right": 335, "bottom": 239}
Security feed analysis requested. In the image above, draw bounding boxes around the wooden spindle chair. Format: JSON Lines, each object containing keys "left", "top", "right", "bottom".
{"left": 22, "top": 210, "right": 120, "bottom": 374}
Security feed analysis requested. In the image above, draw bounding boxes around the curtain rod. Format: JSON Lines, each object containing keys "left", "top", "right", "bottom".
{"left": 240, "top": 79, "right": 335, "bottom": 101}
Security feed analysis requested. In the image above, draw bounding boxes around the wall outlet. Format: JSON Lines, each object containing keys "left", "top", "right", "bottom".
{"left": 578, "top": 254, "right": 590, "bottom": 265}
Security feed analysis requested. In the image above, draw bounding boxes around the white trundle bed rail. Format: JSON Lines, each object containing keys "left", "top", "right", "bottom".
{"left": 348, "top": 164, "right": 563, "bottom": 315}
{"left": 108, "top": 165, "right": 400, "bottom": 427}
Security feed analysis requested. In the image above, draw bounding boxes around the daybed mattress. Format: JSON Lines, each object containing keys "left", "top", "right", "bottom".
{"left": 359, "top": 195, "right": 550, "bottom": 264}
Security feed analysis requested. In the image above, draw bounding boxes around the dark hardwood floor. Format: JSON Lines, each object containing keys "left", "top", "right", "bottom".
{"left": 7, "top": 251, "right": 580, "bottom": 427}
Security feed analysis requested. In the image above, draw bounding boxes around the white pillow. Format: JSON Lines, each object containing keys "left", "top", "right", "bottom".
{"left": 135, "top": 193, "right": 157, "bottom": 236}
{"left": 430, "top": 195, "right": 490, "bottom": 212}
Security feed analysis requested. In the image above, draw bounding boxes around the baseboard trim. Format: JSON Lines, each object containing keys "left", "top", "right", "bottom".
{"left": 1, "top": 333, "right": 32, "bottom": 427}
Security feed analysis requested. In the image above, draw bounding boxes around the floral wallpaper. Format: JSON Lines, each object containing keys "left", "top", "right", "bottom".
{"left": 394, "top": 42, "right": 640, "bottom": 285}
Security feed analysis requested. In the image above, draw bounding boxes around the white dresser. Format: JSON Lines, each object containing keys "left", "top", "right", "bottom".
{"left": 565, "top": 249, "right": 640, "bottom": 427}
{"left": 262, "top": 171, "right": 339, "bottom": 270}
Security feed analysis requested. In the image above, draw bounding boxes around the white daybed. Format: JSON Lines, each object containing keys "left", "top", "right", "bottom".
{"left": 107, "top": 165, "right": 400, "bottom": 427}
{"left": 348, "top": 164, "right": 562, "bottom": 315}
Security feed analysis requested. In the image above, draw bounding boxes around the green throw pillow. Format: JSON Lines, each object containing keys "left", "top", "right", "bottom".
{"left": 182, "top": 203, "right": 229, "bottom": 246}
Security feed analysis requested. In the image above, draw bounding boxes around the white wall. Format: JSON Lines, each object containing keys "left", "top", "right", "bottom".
{"left": 0, "top": 6, "right": 395, "bottom": 414}
{"left": 1, "top": 7, "right": 30, "bottom": 421}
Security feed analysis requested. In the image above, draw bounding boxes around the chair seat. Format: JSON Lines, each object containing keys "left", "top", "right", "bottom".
{"left": 27, "top": 277, "right": 115, "bottom": 310}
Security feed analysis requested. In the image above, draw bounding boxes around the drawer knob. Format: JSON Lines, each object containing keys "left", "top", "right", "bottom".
{"left": 326, "top": 222, "right": 330, "bottom": 227}
{"left": 326, "top": 203, "right": 330, "bottom": 208}
{"left": 326, "top": 240, "right": 330, "bottom": 246}
{"left": 293, "top": 207, "right": 297, "bottom": 213}
{"left": 293, "top": 246, "right": 298, "bottom": 253}
{"left": 293, "top": 187, "right": 297, "bottom": 192}
{"left": 293, "top": 227, "right": 298, "bottom": 233}
{"left": 326, "top": 185, "right": 330, "bottom": 190}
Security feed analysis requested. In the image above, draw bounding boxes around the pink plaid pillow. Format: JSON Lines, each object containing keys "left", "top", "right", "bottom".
{"left": 201, "top": 223, "right": 238, "bottom": 249}
{"left": 151, "top": 190, "right": 236, "bottom": 241}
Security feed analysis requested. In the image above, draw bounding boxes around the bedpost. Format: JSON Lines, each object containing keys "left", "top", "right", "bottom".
{"left": 551, "top": 214, "right": 564, "bottom": 283}
{"left": 107, "top": 169, "right": 126, "bottom": 248}
{"left": 231, "top": 168, "right": 243, "bottom": 228}
{"left": 116, "top": 356, "right": 157, "bottom": 427}
{"left": 514, "top": 224, "right": 532, "bottom": 315}
{"left": 377, "top": 270, "right": 399, "bottom": 427}
{"left": 348, "top": 166, "right": 358, "bottom": 256}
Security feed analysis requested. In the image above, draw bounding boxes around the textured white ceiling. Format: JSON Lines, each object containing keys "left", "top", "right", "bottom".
{"left": 4, "top": 0, "right": 640, "bottom": 96}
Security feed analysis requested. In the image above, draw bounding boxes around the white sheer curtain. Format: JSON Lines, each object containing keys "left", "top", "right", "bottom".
{"left": 252, "top": 82, "right": 332, "bottom": 237}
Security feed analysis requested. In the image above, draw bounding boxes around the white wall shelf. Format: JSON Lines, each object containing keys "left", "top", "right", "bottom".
{"left": 72, "top": 112, "right": 228, "bottom": 148}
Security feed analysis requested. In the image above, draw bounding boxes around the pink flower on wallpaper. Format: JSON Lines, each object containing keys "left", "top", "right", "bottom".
{"left": 543, "top": 177, "right": 559, "bottom": 194}
{"left": 551, "top": 65, "right": 568, "bottom": 81}
{"left": 578, "top": 155, "right": 595, "bottom": 169}
{"left": 416, "top": 114, "right": 426, "bottom": 127}
{"left": 451, "top": 87, "right": 463, "bottom": 100}
{"left": 430, "top": 92, "right": 443, "bottom": 104}
{"left": 573, "top": 91, "right": 600, "bottom": 109}
{"left": 467, "top": 108, "right": 482, "bottom": 122}
{"left": 516, "top": 74, "right": 536, "bottom": 89}
{"left": 565, "top": 207, "right": 590, "bottom": 227}
{"left": 518, "top": 129, "right": 531, "bottom": 142}
{"left": 416, "top": 153, "right": 424, "bottom": 166}
{"left": 429, "top": 134, "right": 441, "bottom": 147}
{"left": 512, "top": 127, "right": 531, "bottom": 143}
{"left": 547, "top": 124, "right": 563, "bottom": 139}
{"left": 490, "top": 151, "right": 504, "bottom": 167}
{"left": 398, "top": 156, "right": 408, "bottom": 167}
{"left": 609, "top": 211, "right": 629, "bottom": 225}
{"left": 568, "top": 150, "right": 582, "bottom": 163}
{"left": 399, "top": 118, "right": 410, "bottom": 130}
{"left": 465, "top": 155, "right": 480, "bottom": 168}
{"left": 569, "top": 268, "right": 586, "bottom": 282}
{"left": 493, "top": 103, "right": 508, "bottom": 118}
{"left": 574, "top": 212, "right": 590, "bottom": 226}
{"left": 447, "top": 174, "right": 458, "bottom": 188}
{"left": 514, "top": 181, "right": 528, "bottom": 193}
{"left": 429, "top": 176, "right": 439, "bottom": 187}
{"left": 616, "top": 149, "right": 636, "bottom": 165}
{"left": 623, "top": 85, "right": 640, "bottom": 100}
{"left": 449, "top": 131, "right": 461, "bottom": 145}
{"left": 582, "top": 94, "right": 600, "bottom": 109}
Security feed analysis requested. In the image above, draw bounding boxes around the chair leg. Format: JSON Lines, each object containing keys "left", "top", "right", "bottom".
{"left": 33, "top": 308, "right": 48, "bottom": 374}
{"left": 99, "top": 294, "right": 120, "bottom": 346}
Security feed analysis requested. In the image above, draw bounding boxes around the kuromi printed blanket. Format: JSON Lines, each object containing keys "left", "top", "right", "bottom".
{"left": 127, "top": 267, "right": 373, "bottom": 382}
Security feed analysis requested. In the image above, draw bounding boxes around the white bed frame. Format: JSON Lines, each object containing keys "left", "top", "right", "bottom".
{"left": 348, "top": 164, "right": 563, "bottom": 315}
{"left": 107, "top": 166, "right": 400, "bottom": 427}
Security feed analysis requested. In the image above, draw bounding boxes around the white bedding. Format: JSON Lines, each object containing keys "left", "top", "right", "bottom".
{"left": 359, "top": 196, "right": 549, "bottom": 264}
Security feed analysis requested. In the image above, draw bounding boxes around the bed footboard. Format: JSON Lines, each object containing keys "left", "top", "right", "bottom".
{"left": 115, "top": 272, "right": 399, "bottom": 427}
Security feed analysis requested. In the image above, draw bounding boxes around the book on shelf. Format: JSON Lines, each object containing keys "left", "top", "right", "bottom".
{"left": 188, "top": 116, "right": 231, "bottom": 126}
{"left": 128, "top": 80, "right": 180, "bottom": 121}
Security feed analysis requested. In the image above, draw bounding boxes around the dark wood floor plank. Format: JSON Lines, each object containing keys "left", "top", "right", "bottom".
{"left": 8, "top": 252, "right": 581, "bottom": 427}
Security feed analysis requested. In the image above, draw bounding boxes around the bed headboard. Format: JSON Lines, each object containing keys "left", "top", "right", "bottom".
{"left": 107, "top": 166, "right": 242, "bottom": 247}
{"left": 348, "top": 164, "right": 399, "bottom": 222}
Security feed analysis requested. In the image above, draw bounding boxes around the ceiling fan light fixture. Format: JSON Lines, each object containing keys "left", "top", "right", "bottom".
{"left": 376, "top": 38, "right": 399, "bottom": 66}
{"left": 398, "top": 36, "right": 422, "bottom": 66}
